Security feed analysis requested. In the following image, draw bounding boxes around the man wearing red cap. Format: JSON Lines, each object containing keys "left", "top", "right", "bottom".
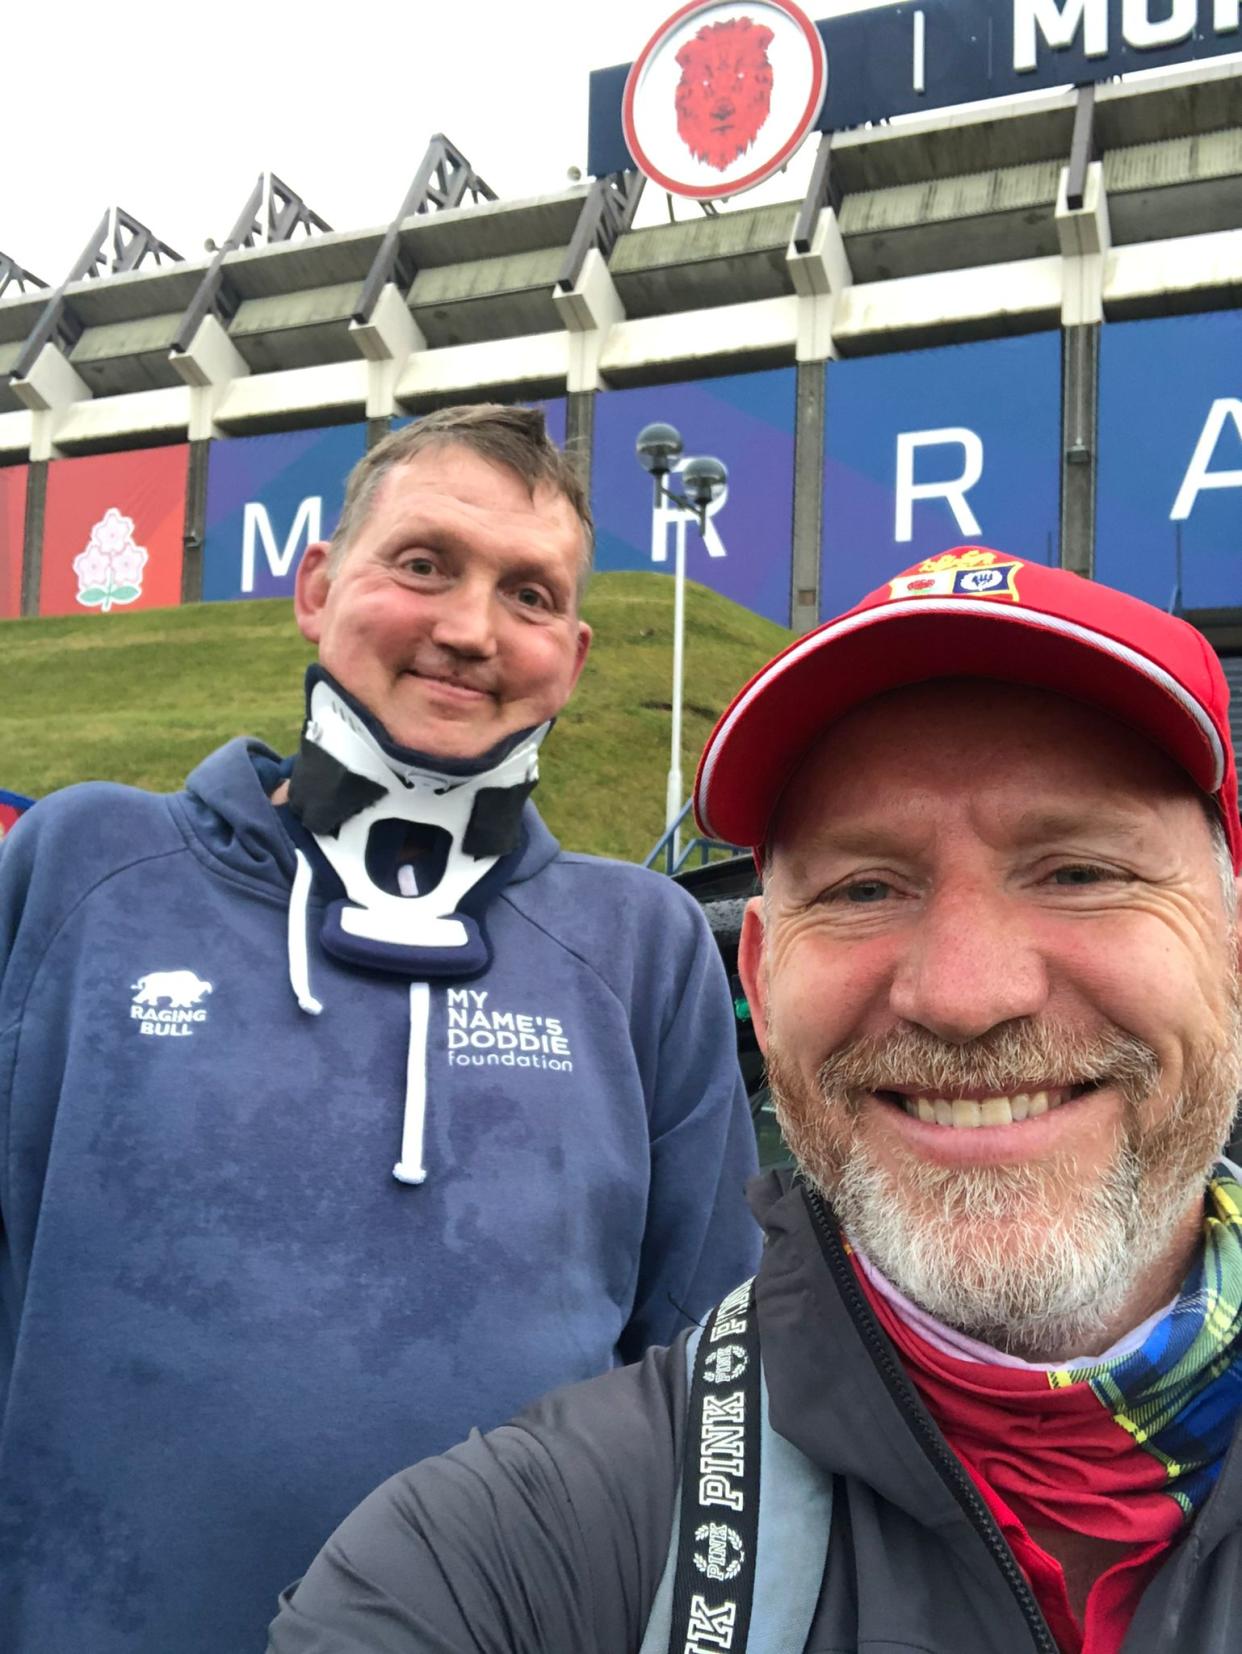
{"left": 269, "top": 549, "right": 1242, "bottom": 1654}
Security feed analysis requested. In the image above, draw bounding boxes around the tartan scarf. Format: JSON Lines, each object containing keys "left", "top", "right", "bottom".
{"left": 852, "top": 1164, "right": 1242, "bottom": 1651}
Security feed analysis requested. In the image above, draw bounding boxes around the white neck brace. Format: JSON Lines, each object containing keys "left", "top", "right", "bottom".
{"left": 288, "top": 669, "right": 548, "bottom": 977}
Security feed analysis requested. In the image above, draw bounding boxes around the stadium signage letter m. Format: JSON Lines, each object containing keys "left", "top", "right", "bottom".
{"left": 241, "top": 497, "right": 323, "bottom": 593}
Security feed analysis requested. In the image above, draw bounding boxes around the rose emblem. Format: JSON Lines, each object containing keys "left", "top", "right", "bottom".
{"left": 73, "top": 507, "right": 148, "bottom": 612}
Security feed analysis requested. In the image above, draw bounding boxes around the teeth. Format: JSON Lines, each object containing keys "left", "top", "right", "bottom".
{"left": 898, "top": 1087, "right": 1073, "bottom": 1127}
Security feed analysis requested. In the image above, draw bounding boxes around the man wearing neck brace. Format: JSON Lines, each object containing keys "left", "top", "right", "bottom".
{"left": 0, "top": 405, "right": 761, "bottom": 1654}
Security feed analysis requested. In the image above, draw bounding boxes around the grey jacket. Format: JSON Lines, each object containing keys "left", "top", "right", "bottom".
{"left": 267, "top": 1173, "right": 1242, "bottom": 1653}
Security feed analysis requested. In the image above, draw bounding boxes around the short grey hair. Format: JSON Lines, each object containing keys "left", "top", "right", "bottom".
{"left": 1207, "top": 807, "right": 1238, "bottom": 919}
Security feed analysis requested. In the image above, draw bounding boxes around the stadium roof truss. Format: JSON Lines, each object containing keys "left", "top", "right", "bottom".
{"left": 0, "top": 61, "right": 1237, "bottom": 456}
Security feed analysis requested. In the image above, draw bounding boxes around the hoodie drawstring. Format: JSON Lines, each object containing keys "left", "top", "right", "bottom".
{"left": 288, "top": 850, "right": 325, "bottom": 1016}
{"left": 393, "top": 981, "right": 430, "bottom": 1185}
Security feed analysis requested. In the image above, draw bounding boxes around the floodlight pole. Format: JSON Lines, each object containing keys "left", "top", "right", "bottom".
{"left": 649, "top": 480, "right": 703, "bottom": 864}
{"left": 636, "top": 425, "right": 727, "bottom": 870}
{"left": 667, "top": 512, "right": 688, "bottom": 852}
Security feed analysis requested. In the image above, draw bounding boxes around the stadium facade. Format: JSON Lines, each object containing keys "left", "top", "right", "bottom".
{"left": 0, "top": 15, "right": 1238, "bottom": 720}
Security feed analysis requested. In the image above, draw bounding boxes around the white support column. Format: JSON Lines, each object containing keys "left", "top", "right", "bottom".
{"left": 553, "top": 248, "right": 625, "bottom": 393}
{"left": 1057, "top": 160, "right": 1111, "bottom": 327}
{"left": 10, "top": 343, "right": 90, "bottom": 461}
{"left": 349, "top": 282, "right": 426, "bottom": 421}
{"left": 170, "top": 315, "right": 252, "bottom": 442}
{"left": 787, "top": 208, "right": 853, "bottom": 363}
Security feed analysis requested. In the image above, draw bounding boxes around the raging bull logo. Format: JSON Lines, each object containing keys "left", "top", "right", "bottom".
{"left": 131, "top": 970, "right": 214, "bottom": 1038}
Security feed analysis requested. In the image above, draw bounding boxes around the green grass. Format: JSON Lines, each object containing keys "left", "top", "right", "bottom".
{"left": 0, "top": 573, "right": 792, "bottom": 863}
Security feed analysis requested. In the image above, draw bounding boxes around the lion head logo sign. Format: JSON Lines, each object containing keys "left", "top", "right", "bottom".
{"left": 675, "top": 17, "right": 774, "bottom": 172}
{"left": 623, "top": 0, "right": 827, "bottom": 202}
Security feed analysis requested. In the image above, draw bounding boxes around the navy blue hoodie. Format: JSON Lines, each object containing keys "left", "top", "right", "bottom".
{"left": 0, "top": 739, "right": 760, "bottom": 1654}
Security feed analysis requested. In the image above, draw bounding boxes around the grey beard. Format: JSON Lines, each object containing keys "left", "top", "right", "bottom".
{"left": 832, "top": 1144, "right": 1161, "bottom": 1359}
{"left": 768, "top": 1011, "right": 1242, "bottom": 1362}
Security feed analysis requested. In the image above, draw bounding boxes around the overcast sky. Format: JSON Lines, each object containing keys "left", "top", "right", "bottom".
{"left": 2, "top": 0, "right": 900, "bottom": 283}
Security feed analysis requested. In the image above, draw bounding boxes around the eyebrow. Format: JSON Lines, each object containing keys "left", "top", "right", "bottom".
{"left": 786, "top": 805, "right": 1157, "bottom": 866}
{"left": 1001, "top": 807, "right": 1156, "bottom": 849}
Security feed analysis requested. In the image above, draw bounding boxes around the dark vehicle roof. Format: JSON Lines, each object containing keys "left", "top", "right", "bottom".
{"left": 673, "top": 856, "right": 791, "bottom": 1171}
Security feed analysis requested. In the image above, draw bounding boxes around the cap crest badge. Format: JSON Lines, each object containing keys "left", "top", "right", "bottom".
{"left": 888, "top": 549, "right": 1024, "bottom": 604}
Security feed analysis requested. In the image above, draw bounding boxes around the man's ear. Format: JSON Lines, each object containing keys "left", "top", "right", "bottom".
{"left": 738, "top": 895, "right": 770, "bottom": 1055}
{"left": 293, "top": 542, "right": 333, "bottom": 645}
{"left": 568, "top": 621, "right": 592, "bottom": 691}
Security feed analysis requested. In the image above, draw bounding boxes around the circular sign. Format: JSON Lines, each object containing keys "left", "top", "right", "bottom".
{"left": 622, "top": 0, "right": 827, "bottom": 201}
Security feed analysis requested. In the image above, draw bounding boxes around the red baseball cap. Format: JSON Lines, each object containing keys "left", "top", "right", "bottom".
{"left": 695, "top": 548, "right": 1242, "bottom": 870}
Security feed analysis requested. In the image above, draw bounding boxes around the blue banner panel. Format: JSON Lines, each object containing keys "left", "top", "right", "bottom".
{"left": 1097, "top": 311, "right": 1242, "bottom": 614}
{"left": 542, "top": 397, "right": 567, "bottom": 450}
{"left": 592, "top": 370, "right": 795, "bottom": 626}
{"left": 821, "top": 334, "right": 1061, "bottom": 619}
{"left": 202, "top": 424, "right": 368, "bottom": 602}
{"left": 390, "top": 399, "right": 567, "bottom": 445}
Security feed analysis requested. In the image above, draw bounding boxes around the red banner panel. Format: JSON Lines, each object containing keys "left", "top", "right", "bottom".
{"left": 40, "top": 446, "right": 188, "bottom": 617}
{"left": 0, "top": 465, "right": 26, "bottom": 619}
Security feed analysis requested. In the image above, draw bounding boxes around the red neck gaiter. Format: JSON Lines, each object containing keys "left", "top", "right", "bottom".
{"left": 852, "top": 1260, "right": 1177, "bottom": 1654}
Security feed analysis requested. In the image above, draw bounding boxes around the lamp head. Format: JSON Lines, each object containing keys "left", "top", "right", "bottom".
{"left": 635, "top": 422, "right": 684, "bottom": 477}
{"left": 681, "top": 455, "right": 728, "bottom": 510}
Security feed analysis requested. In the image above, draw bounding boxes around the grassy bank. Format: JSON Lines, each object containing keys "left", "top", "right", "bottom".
{"left": 0, "top": 573, "right": 792, "bottom": 863}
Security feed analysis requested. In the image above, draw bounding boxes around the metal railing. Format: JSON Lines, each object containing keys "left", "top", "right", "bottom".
{"left": 643, "top": 798, "right": 742, "bottom": 876}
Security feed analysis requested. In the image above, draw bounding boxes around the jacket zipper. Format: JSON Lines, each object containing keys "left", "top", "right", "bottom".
{"left": 802, "top": 1183, "right": 1060, "bottom": 1654}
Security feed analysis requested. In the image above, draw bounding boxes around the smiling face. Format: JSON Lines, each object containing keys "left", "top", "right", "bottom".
{"left": 294, "top": 443, "right": 591, "bottom": 759}
{"left": 739, "top": 681, "right": 1242, "bottom": 1358}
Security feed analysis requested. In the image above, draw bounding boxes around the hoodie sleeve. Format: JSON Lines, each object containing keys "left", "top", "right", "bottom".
{"left": 0, "top": 813, "right": 34, "bottom": 1407}
{"left": 0, "top": 800, "right": 59, "bottom": 1178}
{"left": 0, "top": 786, "right": 184, "bottom": 1406}
{"left": 618, "top": 881, "right": 761, "bottom": 1365}
{"left": 0, "top": 800, "right": 68, "bottom": 1408}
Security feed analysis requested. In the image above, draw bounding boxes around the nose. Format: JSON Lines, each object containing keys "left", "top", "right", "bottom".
{"left": 428, "top": 577, "right": 498, "bottom": 660}
{"left": 888, "top": 881, "right": 1050, "bottom": 1043}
